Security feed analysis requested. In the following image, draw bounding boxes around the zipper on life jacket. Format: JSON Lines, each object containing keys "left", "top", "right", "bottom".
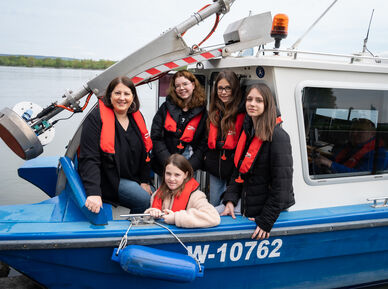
{"left": 242, "top": 190, "right": 247, "bottom": 217}
{"left": 221, "top": 149, "right": 227, "bottom": 160}
{"left": 218, "top": 150, "right": 222, "bottom": 179}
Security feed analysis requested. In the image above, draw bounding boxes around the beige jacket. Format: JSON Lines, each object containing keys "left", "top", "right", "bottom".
{"left": 145, "top": 190, "right": 220, "bottom": 228}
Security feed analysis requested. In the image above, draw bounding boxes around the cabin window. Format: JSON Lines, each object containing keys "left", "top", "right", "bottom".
{"left": 302, "top": 87, "right": 388, "bottom": 180}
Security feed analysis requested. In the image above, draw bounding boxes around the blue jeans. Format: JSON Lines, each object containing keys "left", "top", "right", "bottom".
{"left": 209, "top": 174, "right": 226, "bottom": 206}
{"left": 182, "top": 145, "right": 193, "bottom": 159}
{"left": 117, "top": 178, "right": 150, "bottom": 214}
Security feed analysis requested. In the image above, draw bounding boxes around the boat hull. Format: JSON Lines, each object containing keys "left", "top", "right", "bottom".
{"left": 1, "top": 220, "right": 388, "bottom": 289}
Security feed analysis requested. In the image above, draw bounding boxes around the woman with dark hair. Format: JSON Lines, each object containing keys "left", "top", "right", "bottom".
{"left": 79, "top": 76, "right": 153, "bottom": 214}
{"left": 221, "top": 83, "right": 295, "bottom": 239}
{"left": 145, "top": 154, "right": 220, "bottom": 228}
{"left": 204, "top": 70, "right": 244, "bottom": 206}
{"left": 151, "top": 70, "right": 207, "bottom": 176}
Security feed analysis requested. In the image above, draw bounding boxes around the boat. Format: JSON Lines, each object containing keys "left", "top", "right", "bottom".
{"left": 1, "top": 0, "right": 388, "bottom": 288}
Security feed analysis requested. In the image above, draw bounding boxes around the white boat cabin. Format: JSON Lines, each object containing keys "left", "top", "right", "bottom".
{"left": 156, "top": 50, "right": 388, "bottom": 211}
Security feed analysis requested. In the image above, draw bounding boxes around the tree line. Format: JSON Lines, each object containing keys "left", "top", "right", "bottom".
{"left": 0, "top": 55, "right": 116, "bottom": 70}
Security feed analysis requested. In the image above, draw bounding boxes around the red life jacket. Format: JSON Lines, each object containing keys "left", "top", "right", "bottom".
{"left": 151, "top": 178, "right": 199, "bottom": 212}
{"left": 164, "top": 110, "right": 203, "bottom": 149}
{"left": 98, "top": 99, "right": 152, "bottom": 162}
{"left": 208, "top": 112, "right": 245, "bottom": 150}
{"left": 335, "top": 138, "right": 380, "bottom": 168}
{"left": 234, "top": 117, "right": 282, "bottom": 183}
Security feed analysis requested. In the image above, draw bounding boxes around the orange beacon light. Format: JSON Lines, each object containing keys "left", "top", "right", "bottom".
{"left": 271, "top": 14, "right": 289, "bottom": 50}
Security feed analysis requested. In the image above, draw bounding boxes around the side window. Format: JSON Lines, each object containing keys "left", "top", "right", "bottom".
{"left": 303, "top": 87, "right": 388, "bottom": 180}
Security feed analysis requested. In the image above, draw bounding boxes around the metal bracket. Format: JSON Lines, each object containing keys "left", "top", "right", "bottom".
{"left": 367, "top": 197, "right": 388, "bottom": 208}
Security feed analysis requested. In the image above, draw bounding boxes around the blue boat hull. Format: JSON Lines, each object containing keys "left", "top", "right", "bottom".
{"left": 1, "top": 156, "right": 388, "bottom": 288}
{"left": 1, "top": 220, "right": 388, "bottom": 289}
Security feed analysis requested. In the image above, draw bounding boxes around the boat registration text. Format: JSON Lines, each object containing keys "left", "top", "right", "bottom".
{"left": 187, "top": 239, "right": 283, "bottom": 265}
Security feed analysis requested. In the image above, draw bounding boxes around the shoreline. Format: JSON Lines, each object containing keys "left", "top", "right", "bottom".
{"left": 0, "top": 55, "right": 115, "bottom": 70}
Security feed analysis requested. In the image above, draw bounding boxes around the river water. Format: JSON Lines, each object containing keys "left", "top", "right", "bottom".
{"left": 0, "top": 66, "right": 156, "bottom": 205}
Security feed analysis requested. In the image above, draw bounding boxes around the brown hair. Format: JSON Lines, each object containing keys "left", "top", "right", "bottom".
{"left": 246, "top": 83, "right": 277, "bottom": 141}
{"left": 208, "top": 70, "right": 242, "bottom": 138}
{"left": 167, "top": 70, "right": 206, "bottom": 110}
{"left": 102, "top": 76, "right": 140, "bottom": 113}
{"left": 156, "top": 154, "right": 194, "bottom": 201}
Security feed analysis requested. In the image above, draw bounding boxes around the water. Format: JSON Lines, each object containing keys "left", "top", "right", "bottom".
{"left": 0, "top": 66, "right": 156, "bottom": 205}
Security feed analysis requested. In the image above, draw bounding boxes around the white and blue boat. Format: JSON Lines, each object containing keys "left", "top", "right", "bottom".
{"left": 1, "top": 1, "right": 388, "bottom": 288}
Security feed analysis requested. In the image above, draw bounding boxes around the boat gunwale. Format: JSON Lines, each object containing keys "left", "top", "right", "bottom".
{"left": 0, "top": 217, "right": 387, "bottom": 251}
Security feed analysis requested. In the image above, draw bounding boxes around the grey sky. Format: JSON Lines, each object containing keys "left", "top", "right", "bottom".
{"left": 0, "top": 0, "right": 387, "bottom": 60}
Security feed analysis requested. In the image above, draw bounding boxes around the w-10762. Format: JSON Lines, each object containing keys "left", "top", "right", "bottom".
{"left": 187, "top": 239, "right": 283, "bottom": 264}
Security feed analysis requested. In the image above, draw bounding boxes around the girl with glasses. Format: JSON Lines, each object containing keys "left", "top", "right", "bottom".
{"left": 204, "top": 70, "right": 245, "bottom": 206}
{"left": 151, "top": 70, "right": 207, "bottom": 178}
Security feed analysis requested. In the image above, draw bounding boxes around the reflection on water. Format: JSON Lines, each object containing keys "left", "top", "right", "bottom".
{"left": 0, "top": 66, "right": 156, "bottom": 205}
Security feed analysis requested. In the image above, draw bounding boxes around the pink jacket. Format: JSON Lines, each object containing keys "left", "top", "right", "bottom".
{"left": 145, "top": 190, "right": 220, "bottom": 228}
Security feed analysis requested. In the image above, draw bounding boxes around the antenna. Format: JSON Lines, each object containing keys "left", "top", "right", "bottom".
{"left": 362, "top": 9, "right": 375, "bottom": 55}
{"left": 290, "top": 0, "right": 338, "bottom": 50}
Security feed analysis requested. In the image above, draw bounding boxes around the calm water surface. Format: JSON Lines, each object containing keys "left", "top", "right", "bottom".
{"left": 0, "top": 66, "right": 156, "bottom": 205}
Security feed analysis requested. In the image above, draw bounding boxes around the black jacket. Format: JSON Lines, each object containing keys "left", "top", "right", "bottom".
{"left": 151, "top": 97, "right": 208, "bottom": 176}
{"left": 204, "top": 102, "right": 245, "bottom": 180}
{"left": 78, "top": 105, "right": 151, "bottom": 204}
{"left": 223, "top": 116, "right": 295, "bottom": 232}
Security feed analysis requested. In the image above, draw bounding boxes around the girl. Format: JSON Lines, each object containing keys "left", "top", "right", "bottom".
{"left": 204, "top": 70, "right": 244, "bottom": 206}
{"left": 151, "top": 70, "right": 207, "bottom": 177}
{"left": 145, "top": 154, "right": 220, "bottom": 228}
{"left": 79, "top": 76, "right": 152, "bottom": 214}
{"left": 221, "top": 83, "right": 294, "bottom": 239}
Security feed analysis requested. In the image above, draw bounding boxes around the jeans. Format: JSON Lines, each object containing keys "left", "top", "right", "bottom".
{"left": 209, "top": 174, "right": 226, "bottom": 206}
{"left": 117, "top": 178, "right": 150, "bottom": 214}
{"left": 182, "top": 145, "right": 193, "bottom": 159}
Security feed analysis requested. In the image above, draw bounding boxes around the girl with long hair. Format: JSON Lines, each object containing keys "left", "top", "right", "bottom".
{"left": 204, "top": 70, "right": 244, "bottom": 206}
{"left": 221, "top": 83, "right": 295, "bottom": 239}
{"left": 204, "top": 70, "right": 245, "bottom": 206}
{"left": 145, "top": 154, "right": 220, "bottom": 228}
{"left": 151, "top": 70, "right": 207, "bottom": 177}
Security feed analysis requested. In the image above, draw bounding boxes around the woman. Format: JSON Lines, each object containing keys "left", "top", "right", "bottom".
{"left": 79, "top": 76, "right": 153, "bottom": 214}
{"left": 151, "top": 70, "right": 207, "bottom": 177}
{"left": 205, "top": 70, "right": 244, "bottom": 206}
{"left": 145, "top": 154, "right": 220, "bottom": 228}
{"left": 221, "top": 83, "right": 294, "bottom": 239}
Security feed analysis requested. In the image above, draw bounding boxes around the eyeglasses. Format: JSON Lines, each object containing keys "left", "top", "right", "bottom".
{"left": 217, "top": 86, "right": 232, "bottom": 93}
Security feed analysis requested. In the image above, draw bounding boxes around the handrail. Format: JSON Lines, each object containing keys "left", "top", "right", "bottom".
{"left": 256, "top": 48, "right": 388, "bottom": 64}
{"left": 367, "top": 197, "right": 388, "bottom": 208}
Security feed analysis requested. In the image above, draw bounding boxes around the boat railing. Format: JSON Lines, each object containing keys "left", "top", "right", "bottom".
{"left": 367, "top": 197, "right": 388, "bottom": 208}
{"left": 256, "top": 48, "right": 388, "bottom": 64}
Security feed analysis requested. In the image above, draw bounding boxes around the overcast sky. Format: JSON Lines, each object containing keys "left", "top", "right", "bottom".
{"left": 1, "top": 0, "right": 387, "bottom": 61}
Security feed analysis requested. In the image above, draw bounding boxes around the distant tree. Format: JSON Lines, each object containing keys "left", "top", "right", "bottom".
{"left": 0, "top": 55, "right": 116, "bottom": 70}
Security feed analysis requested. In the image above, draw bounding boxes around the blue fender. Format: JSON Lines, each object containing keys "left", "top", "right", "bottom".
{"left": 112, "top": 245, "right": 204, "bottom": 283}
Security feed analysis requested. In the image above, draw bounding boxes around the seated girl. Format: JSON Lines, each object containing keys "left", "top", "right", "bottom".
{"left": 145, "top": 154, "right": 220, "bottom": 228}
